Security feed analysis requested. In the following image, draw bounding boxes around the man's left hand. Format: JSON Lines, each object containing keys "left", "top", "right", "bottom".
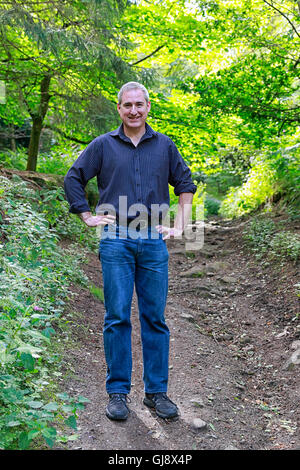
{"left": 155, "top": 225, "right": 183, "bottom": 240}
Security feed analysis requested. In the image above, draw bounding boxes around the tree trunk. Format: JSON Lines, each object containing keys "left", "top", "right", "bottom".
{"left": 26, "top": 75, "right": 51, "bottom": 171}
{"left": 26, "top": 117, "right": 43, "bottom": 171}
{"left": 10, "top": 124, "right": 16, "bottom": 151}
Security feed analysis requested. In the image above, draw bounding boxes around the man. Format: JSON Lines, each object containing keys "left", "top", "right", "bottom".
{"left": 64, "top": 82, "right": 197, "bottom": 421}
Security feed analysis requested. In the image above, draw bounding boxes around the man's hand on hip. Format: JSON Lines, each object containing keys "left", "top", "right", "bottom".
{"left": 80, "top": 212, "right": 116, "bottom": 227}
{"left": 155, "top": 225, "right": 183, "bottom": 240}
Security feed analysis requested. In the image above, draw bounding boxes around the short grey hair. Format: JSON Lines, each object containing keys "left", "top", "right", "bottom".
{"left": 118, "top": 82, "right": 149, "bottom": 105}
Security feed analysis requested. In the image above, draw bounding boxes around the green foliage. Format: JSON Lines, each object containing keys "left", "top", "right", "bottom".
{"left": 204, "top": 196, "right": 221, "bottom": 216}
{"left": 169, "top": 181, "right": 205, "bottom": 222}
{"left": 219, "top": 156, "right": 276, "bottom": 218}
{"left": 36, "top": 145, "right": 83, "bottom": 176}
{"left": 119, "top": 0, "right": 300, "bottom": 165}
{"left": 0, "top": 0, "right": 299, "bottom": 223}
{"left": 36, "top": 186, "right": 99, "bottom": 251}
{"left": 0, "top": 148, "right": 28, "bottom": 170}
{"left": 243, "top": 217, "right": 276, "bottom": 258}
{"left": 205, "top": 171, "right": 243, "bottom": 199}
{"left": 0, "top": 175, "right": 96, "bottom": 449}
{"left": 269, "top": 231, "right": 300, "bottom": 263}
{"left": 89, "top": 285, "right": 104, "bottom": 302}
{"left": 0, "top": 0, "right": 135, "bottom": 169}
{"left": 220, "top": 144, "right": 300, "bottom": 219}
{"left": 243, "top": 217, "right": 300, "bottom": 263}
{"left": 269, "top": 144, "right": 300, "bottom": 207}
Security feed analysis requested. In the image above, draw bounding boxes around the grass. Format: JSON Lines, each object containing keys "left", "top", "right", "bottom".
{"left": 89, "top": 284, "right": 104, "bottom": 302}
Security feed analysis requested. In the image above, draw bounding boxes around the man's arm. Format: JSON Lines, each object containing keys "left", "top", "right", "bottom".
{"left": 64, "top": 137, "right": 104, "bottom": 216}
{"left": 156, "top": 192, "right": 194, "bottom": 240}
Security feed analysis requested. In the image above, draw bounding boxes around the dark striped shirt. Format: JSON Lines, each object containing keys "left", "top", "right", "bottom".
{"left": 64, "top": 123, "right": 197, "bottom": 222}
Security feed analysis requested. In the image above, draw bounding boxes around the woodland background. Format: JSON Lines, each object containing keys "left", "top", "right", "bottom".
{"left": 0, "top": 0, "right": 299, "bottom": 450}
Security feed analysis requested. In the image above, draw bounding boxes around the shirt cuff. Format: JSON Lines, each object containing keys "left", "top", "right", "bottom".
{"left": 173, "top": 182, "right": 197, "bottom": 196}
{"left": 68, "top": 201, "right": 91, "bottom": 214}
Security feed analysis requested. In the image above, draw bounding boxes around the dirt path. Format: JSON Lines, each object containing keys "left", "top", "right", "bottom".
{"left": 61, "top": 218, "right": 299, "bottom": 451}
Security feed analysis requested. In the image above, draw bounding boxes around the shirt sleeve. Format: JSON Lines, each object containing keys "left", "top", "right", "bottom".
{"left": 168, "top": 140, "right": 197, "bottom": 196}
{"left": 64, "top": 137, "right": 103, "bottom": 214}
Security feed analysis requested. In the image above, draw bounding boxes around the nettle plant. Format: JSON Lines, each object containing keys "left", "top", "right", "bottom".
{"left": 243, "top": 216, "right": 300, "bottom": 264}
{"left": 0, "top": 176, "right": 93, "bottom": 449}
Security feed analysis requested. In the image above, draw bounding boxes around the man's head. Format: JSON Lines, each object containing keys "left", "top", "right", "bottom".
{"left": 117, "top": 82, "right": 151, "bottom": 132}
{"left": 118, "top": 82, "right": 149, "bottom": 105}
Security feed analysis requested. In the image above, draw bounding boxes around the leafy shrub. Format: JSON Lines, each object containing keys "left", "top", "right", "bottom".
{"left": 36, "top": 145, "right": 82, "bottom": 176}
{"left": 37, "top": 186, "right": 99, "bottom": 251}
{"left": 205, "top": 172, "right": 243, "bottom": 198}
{"left": 220, "top": 157, "right": 275, "bottom": 218}
{"left": 0, "top": 144, "right": 83, "bottom": 176}
{"left": 269, "top": 231, "right": 300, "bottom": 263}
{"left": 0, "top": 175, "right": 93, "bottom": 449}
{"left": 204, "top": 196, "right": 221, "bottom": 216}
{"left": 220, "top": 144, "right": 300, "bottom": 219}
{"left": 243, "top": 217, "right": 300, "bottom": 263}
{"left": 243, "top": 217, "right": 276, "bottom": 255}
{"left": 0, "top": 148, "right": 28, "bottom": 170}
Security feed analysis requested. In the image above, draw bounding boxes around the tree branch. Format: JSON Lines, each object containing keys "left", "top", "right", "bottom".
{"left": 129, "top": 45, "right": 166, "bottom": 66}
{"left": 263, "top": 0, "right": 300, "bottom": 39}
{"left": 44, "top": 124, "right": 91, "bottom": 144}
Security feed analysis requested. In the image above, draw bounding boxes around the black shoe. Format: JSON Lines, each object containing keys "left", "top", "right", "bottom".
{"left": 106, "top": 393, "right": 130, "bottom": 420}
{"left": 143, "top": 392, "right": 179, "bottom": 419}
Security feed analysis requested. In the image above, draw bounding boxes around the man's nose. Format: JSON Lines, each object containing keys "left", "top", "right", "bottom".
{"left": 130, "top": 105, "right": 138, "bottom": 114}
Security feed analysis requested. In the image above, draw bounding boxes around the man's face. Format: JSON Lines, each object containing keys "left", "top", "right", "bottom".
{"left": 117, "top": 88, "right": 151, "bottom": 131}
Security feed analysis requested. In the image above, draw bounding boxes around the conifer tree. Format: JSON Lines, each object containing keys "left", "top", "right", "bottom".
{"left": 0, "top": 0, "right": 134, "bottom": 170}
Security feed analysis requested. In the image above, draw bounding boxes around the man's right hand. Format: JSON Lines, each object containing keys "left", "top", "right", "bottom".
{"left": 79, "top": 212, "right": 116, "bottom": 227}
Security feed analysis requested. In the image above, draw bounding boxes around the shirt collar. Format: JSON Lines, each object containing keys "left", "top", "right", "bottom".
{"left": 109, "top": 122, "right": 157, "bottom": 142}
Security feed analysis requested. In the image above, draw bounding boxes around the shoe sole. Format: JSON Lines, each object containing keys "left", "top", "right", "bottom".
{"left": 143, "top": 397, "right": 179, "bottom": 419}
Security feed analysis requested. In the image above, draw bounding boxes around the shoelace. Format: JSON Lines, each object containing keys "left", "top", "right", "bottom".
{"left": 110, "top": 393, "right": 131, "bottom": 404}
{"left": 152, "top": 393, "right": 176, "bottom": 406}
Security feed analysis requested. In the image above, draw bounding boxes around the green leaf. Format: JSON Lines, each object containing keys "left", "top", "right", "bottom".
{"left": 77, "top": 395, "right": 90, "bottom": 404}
{"left": 42, "top": 427, "right": 57, "bottom": 448}
{"left": 42, "top": 427, "right": 57, "bottom": 439}
{"left": 28, "top": 429, "right": 41, "bottom": 441}
{"left": 3, "top": 387, "right": 24, "bottom": 403}
{"left": 20, "top": 352, "right": 35, "bottom": 371}
{"left": 27, "top": 400, "right": 44, "bottom": 409}
{"left": 62, "top": 404, "right": 74, "bottom": 413}
{"left": 57, "top": 392, "right": 70, "bottom": 401}
{"left": 16, "top": 344, "right": 42, "bottom": 355}
{"left": 18, "top": 431, "right": 30, "bottom": 450}
{"left": 42, "top": 327, "right": 56, "bottom": 339}
{"left": 43, "top": 402, "right": 58, "bottom": 412}
{"left": 7, "top": 420, "right": 21, "bottom": 427}
{"left": 65, "top": 415, "right": 77, "bottom": 430}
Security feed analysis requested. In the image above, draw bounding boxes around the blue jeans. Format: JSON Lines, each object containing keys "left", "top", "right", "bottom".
{"left": 99, "top": 225, "right": 169, "bottom": 395}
